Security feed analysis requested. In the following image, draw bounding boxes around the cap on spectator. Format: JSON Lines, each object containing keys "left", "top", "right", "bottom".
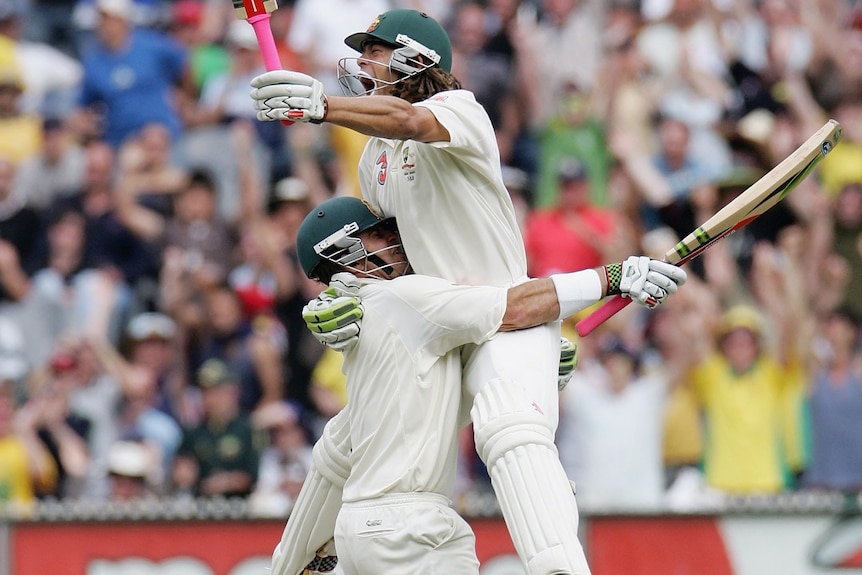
{"left": 597, "top": 335, "right": 640, "bottom": 368}
{"left": 197, "top": 358, "right": 236, "bottom": 389}
{"left": 97, "top": 0, "right": 134, "bottom": 19}
{"left": 557, "top": 157, "right": 587, "bottom": 182}
{"left": 717, "top": 305, "right": 764, "bottom": 339}
{"left": 252, "top": 400, "right": 300, "bottom": 429}
{"left": 127, "top": 312, "right": 176, "bottom": 341}
{"left": 173, "top": 0, "right": 203, "bottom": 26}
{"left": 268, "top": 177, "right": 310, "bottom": 213}
{"left": 226, "top": 19, "right": 259, "bottom": 50}
{"left": 107, "top": 440, "right": 151, "bottom": 478}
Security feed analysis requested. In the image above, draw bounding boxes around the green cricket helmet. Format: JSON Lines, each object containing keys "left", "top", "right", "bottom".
{"left": 344, "top": 9, "right": 452, "bottom": 74}
{"left": 297, "top": 196, "right": 397, "bottom": 280}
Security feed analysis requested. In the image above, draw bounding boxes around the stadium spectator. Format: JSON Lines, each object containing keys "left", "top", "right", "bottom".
{"left": 0, "top": 62, "right": 42, "bottom": 166}
{"left": 122, "top": 312, "right": 193, "bottom": 425}
{"left": 685, "top": 301, "right": 803, "bottom": 494}
{"left": 71, "top": 0, "right": 189, "bottom": 149}
{"left": 0, "top": 4, "right": 82, "bottom": 117}
{"left": 65, "top": 140, "right": 161, "bottom": 304}
{"left": 0, "top": 155, "right": 40, "bottom": 305}
{"left": 171, "top": 358, "right": 259, "bottom": 497}
{"left": 105, "top": 438, "right": 159, "bottom": 500}
{"left": 804, "top": 306, "right": 862, "bottom": 492}
{"left": 191, "top": 283, "right": 286, "bottom": 414}
{"left": 15, "top": 119, "right": 86, "bottom": 210}
{"left": 18, "top": 203, "right": 123, "bottom": 364}
{"left": 27, "top": 351, "right": 91, "bottom": 499}
{"left": 0, "top": 366, "right": 57, "bottom": 512}
{"left": 449, "top": 2, "right": 520, "bottom": 165}
{"left": 558, "top": 332, "right": 668, "bottom": 510}
{"left": 248, "top": 400, "right": 312, "bottom": 516}
{"left": 524, "top": 157, "right": 629, "bottom": 277}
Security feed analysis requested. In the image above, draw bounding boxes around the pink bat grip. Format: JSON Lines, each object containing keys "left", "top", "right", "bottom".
{"left": 247, "top": 14, "right": 292, "bottom": 126}
{"left": 575, "top": 295, "right": 631, "bottom": 337}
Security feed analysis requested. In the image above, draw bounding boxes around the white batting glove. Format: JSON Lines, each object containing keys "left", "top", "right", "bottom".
{"left": 250, "top": 70, "right": 328, "bottom": 123}
{"left": 617, "top": 256, "right": 687, "bottom": 309}
{"left": 302, "top": 288, "right": 362, "bottom": 353}
{"left": 558, "top": 337, "right": 578, "bottom": 391}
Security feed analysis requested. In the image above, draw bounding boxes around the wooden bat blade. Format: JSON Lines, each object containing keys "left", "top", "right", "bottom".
{"left": 575, "top": 118, "right": 843, "bottom": 337}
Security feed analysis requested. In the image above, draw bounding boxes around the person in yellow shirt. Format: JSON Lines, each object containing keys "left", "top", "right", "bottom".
{"left": 0, "top": 376, "right": 58, "bottom": 513}
{"left": 689, "top": 305, "right": 801, "bottom": 494}
{"left": 0, "top": 63, "right": 42, "bottom": 165}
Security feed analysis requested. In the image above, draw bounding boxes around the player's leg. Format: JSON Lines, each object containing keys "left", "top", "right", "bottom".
{"left": 335, "top": 494, "right": 480, "bottom": 575}
{"left": 271, "top": 409, "right": 351, "bottom": 575}
{"left": 463, "top": 324, "right": 590, "bottom": 575}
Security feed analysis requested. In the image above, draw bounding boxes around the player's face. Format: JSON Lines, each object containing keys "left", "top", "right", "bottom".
{"left": 354, "top": 227, "right": 410, "bottom": 279}
{"left": 355, "top": 43, "right": 399, "bottom": 95}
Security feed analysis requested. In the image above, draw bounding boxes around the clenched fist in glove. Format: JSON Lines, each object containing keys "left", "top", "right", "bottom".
{"left": 250, "top": 70, "right": 328, "bottom": 123}
{"left": 302, "top": 287, "right": 362, "bottom": 352}
{"left": 604, "top": 256, "right": 687, "bottom": 309}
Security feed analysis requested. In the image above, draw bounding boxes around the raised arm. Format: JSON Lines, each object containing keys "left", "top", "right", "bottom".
{"left": 249, "top": 71, "right": 450, "bottom": 143}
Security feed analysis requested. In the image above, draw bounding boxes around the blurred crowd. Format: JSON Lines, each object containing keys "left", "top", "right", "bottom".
{"left": 2, "top": 0, "right": 862, "bottom": 517}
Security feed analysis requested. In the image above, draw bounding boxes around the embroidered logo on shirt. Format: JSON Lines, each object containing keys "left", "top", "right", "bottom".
{"left": 401, "top": 146, "right": 416, "bottom": 181}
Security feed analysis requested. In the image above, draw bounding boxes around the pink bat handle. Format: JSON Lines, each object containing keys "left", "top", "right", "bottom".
{"left": 575, "top": 295, "right": 631, "bottom": 337}
{"left": 247, "top": 13, "right": 292, "bottom": 126}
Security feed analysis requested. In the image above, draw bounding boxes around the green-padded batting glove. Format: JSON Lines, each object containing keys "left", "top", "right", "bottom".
{"left": 558, "top": 336, "right": 578, "bottom": 390}
{"left": 302, "top": 287, "right": 363, "bottom": 352}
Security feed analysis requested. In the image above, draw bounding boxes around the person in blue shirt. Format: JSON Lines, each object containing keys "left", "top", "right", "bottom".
{"left": 73, "top": 0, "right": 188, "bottom": 149}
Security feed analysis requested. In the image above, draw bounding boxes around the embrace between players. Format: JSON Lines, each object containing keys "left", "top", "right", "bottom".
{"left": 248, "top": 9, "right": 686, "bottom": 575}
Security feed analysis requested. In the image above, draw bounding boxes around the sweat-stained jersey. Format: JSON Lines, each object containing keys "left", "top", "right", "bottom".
{"left": 358, "top": 89, "right": 526, "bottom": 287}
{"left": 329, "top": 272, "right": 507, "bottom": 502}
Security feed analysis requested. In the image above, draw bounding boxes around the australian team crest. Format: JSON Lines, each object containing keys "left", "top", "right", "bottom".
{"left": 367, "top": 17, "right": 381, "bottom": 32}
{"left": 401, "top": 146, "right": 416, "bottom": 181}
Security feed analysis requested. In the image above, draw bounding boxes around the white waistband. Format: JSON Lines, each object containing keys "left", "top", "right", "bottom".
{"left": 342, "top": 492, "right": 452, "bottom": 509}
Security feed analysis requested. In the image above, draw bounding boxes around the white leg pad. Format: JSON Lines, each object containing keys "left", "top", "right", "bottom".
{"left": 271, "top": 410, "right": 351, "bottom": 575}
{"left": 472, "top": 381, "right": 591, "bottom": 575}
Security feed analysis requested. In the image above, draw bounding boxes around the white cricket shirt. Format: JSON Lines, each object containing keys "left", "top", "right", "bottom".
{"left": 359, "top": 89, "right": 527, "bottom": 287}
{"left": 330, "top": 273, "right": 507, "bottom": 502}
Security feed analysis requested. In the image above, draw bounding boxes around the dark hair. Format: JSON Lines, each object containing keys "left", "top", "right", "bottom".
{"left": 186, "top": 168, "right": 216, "bottom": 193}
{"left": 391, "top": 66, "right": 461, "bottom": 103}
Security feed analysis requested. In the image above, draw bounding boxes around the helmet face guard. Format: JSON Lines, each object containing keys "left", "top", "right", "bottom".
{"left": 313, "top": 220, "right": 409, "bottom": 279}
{"left": 297, "top": 196, "right": 409, "bottom": 281}
{"left": 337, "top": 33, "right": 440, "bottom": 97}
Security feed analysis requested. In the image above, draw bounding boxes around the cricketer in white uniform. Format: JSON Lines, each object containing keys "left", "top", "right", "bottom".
{"left": 269, "top": 196, "right": 684, "bottom": 575}
{"left": 335, "top": 271, "right": 505, "bottom": 574}
{"left": 250, "top": 9, "right": 684, "bottom": 575}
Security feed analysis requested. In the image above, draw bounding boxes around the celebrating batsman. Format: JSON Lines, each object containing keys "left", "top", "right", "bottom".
{"left": 252, "top": 9, "right": 685, "bottom": 575}
{"left": 271, "top": 197, "right": 685, "bottom": 575}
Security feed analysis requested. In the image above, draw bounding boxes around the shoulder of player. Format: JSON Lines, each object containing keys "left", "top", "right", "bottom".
{"left": 415, "top": 89, "right": 478, "bottom": 109}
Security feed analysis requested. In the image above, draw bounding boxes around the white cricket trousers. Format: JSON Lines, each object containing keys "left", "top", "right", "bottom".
{"left": 334, "top": 493, "right": 480, "bottom": 575}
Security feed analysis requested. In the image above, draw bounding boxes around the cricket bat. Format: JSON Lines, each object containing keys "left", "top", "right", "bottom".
{"left": 575, "top": 118, "right": 843, "bottom": 337}
{"left": 232, "top": 0, "right": 293, "bottom": 126}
